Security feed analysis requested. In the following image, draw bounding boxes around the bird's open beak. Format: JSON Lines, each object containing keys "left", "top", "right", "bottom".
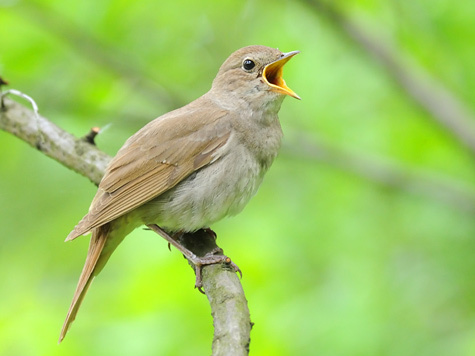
{"left": 263, "top": 50, "right": 300, "bottom": 100}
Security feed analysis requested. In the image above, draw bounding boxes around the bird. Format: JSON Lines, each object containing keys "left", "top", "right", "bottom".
{"left": 59, "top": 45, "right": 299, "bottom": 342}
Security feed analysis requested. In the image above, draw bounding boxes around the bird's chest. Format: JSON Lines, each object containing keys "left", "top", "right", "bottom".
{"left": 204, "top": 118, "right": 283, "bottom": 214}
{"left": 233, "top": 112, "right": 283, "bottom": 169}
{"left": 141, "top": 115, "right": 283, "bottom": 232}
{"left": 147, "top": 124, "right": 281, "bottom": 231}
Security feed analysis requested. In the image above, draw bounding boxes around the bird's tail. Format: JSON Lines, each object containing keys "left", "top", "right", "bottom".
{"left": 59, "top": 224, "right": 111, "bottom": 343}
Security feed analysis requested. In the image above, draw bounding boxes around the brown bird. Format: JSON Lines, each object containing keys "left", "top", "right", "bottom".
{"left": 59, "top": 45, "right": 299, "bottom": 342}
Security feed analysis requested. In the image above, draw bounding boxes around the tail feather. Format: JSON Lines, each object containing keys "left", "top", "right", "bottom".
{"left": 59, "top": 224, "right": 110, "bottom": 343}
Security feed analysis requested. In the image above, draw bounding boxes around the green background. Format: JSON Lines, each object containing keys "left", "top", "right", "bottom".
{"left": 1, "top": 0, "right": 475, "bottom": 355}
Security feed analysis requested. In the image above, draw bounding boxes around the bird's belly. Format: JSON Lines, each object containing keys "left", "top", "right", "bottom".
{"left": 139, "top": 149, "right": 265, "bottom": 232}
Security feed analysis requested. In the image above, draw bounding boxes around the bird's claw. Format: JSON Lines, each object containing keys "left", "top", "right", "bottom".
{"left": 190, "top": 249, "right": 242, "bottom": 293}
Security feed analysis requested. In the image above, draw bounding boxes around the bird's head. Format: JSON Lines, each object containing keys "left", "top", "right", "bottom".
{"left": 210, "top": 45, "right": 300, "bottom": 108}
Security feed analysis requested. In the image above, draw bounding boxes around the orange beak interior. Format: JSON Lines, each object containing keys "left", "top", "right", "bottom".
{"left": 263, "top": 51, "right": 300, "bottom": 100}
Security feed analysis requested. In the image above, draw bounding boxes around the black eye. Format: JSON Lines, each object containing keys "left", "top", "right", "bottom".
{"left": 242, "top": 59, "right": 255, "bottom": 71}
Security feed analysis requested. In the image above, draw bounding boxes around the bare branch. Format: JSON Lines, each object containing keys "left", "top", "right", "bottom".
{"left": 0, "top": 97, "right": 109, "bottom": 185}
{"left": 178, "top": 230, "right": 252, "bottom": 356}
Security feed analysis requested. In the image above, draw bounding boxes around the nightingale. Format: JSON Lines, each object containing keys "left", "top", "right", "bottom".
{"left": 59, "top": 45, "right": 299, "bottom": 342}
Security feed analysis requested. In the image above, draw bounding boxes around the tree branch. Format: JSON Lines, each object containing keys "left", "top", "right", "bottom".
{"left": 178, "top": 230, "right": 252, "bottom": 356}
{"left": 0, "top": 95, "right": 251, "bottom": 356}
{"left": 0, "top": 97, "right": 110, "bottom": 185}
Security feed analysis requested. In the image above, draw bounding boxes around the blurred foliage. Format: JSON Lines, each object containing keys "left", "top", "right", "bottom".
{"left": 1, "top": 0, "right": 475, "bottom": 355}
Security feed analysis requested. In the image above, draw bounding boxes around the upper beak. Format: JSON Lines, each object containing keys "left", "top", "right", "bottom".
{"left": 263, "top": 50, "right": 300, "bottom": 100}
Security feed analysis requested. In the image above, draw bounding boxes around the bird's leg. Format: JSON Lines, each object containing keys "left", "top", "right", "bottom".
{"left": 144, "top": 226, "right": 180, "bottom": 250}
{"left": 146, "top": 224, "right": 241, "bottom": 290}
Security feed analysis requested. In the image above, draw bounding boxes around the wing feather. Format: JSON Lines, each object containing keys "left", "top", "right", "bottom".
{"left": 67, "top": 102, "right": 231, "bottom": 240}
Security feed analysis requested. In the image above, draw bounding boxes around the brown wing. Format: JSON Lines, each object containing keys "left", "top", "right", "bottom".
{"left": 66, "top": 101, "right": 231, "bottom": 240}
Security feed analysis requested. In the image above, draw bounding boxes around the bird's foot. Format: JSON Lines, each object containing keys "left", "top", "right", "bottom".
{"left": 146, "top": 224, "right": 242, "bottom": 293}
{"left": 188, "top": 247, "right": 242, "bottom": 293}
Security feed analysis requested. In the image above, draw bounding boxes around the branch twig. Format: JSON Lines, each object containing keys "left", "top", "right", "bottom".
{"left": 178, "top": 230, "right": 252, "bottom": 355}
{"left": 0, "top": 97, "right": 109, "bottom": 185}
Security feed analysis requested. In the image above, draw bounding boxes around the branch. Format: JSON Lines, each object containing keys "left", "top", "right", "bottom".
{"left": 178, "top": 231, "right": 252, "bottom": 355}
{"left": 300, "top": 0, "right": 475, "bottom": 155}
{"left": 0, "top": 95, "right": 251, "bottom": 355}
{"left": 0, "top": 96, "right": 110, "bottom": 185}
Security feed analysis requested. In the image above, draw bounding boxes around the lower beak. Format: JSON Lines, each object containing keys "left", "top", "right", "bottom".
{"left": 263, "top": 50, "right": 300, "bottom": 100}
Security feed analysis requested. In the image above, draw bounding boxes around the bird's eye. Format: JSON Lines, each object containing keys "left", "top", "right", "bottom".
{"left": 242, "top": 59, "right": 255, "bottom": 71}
